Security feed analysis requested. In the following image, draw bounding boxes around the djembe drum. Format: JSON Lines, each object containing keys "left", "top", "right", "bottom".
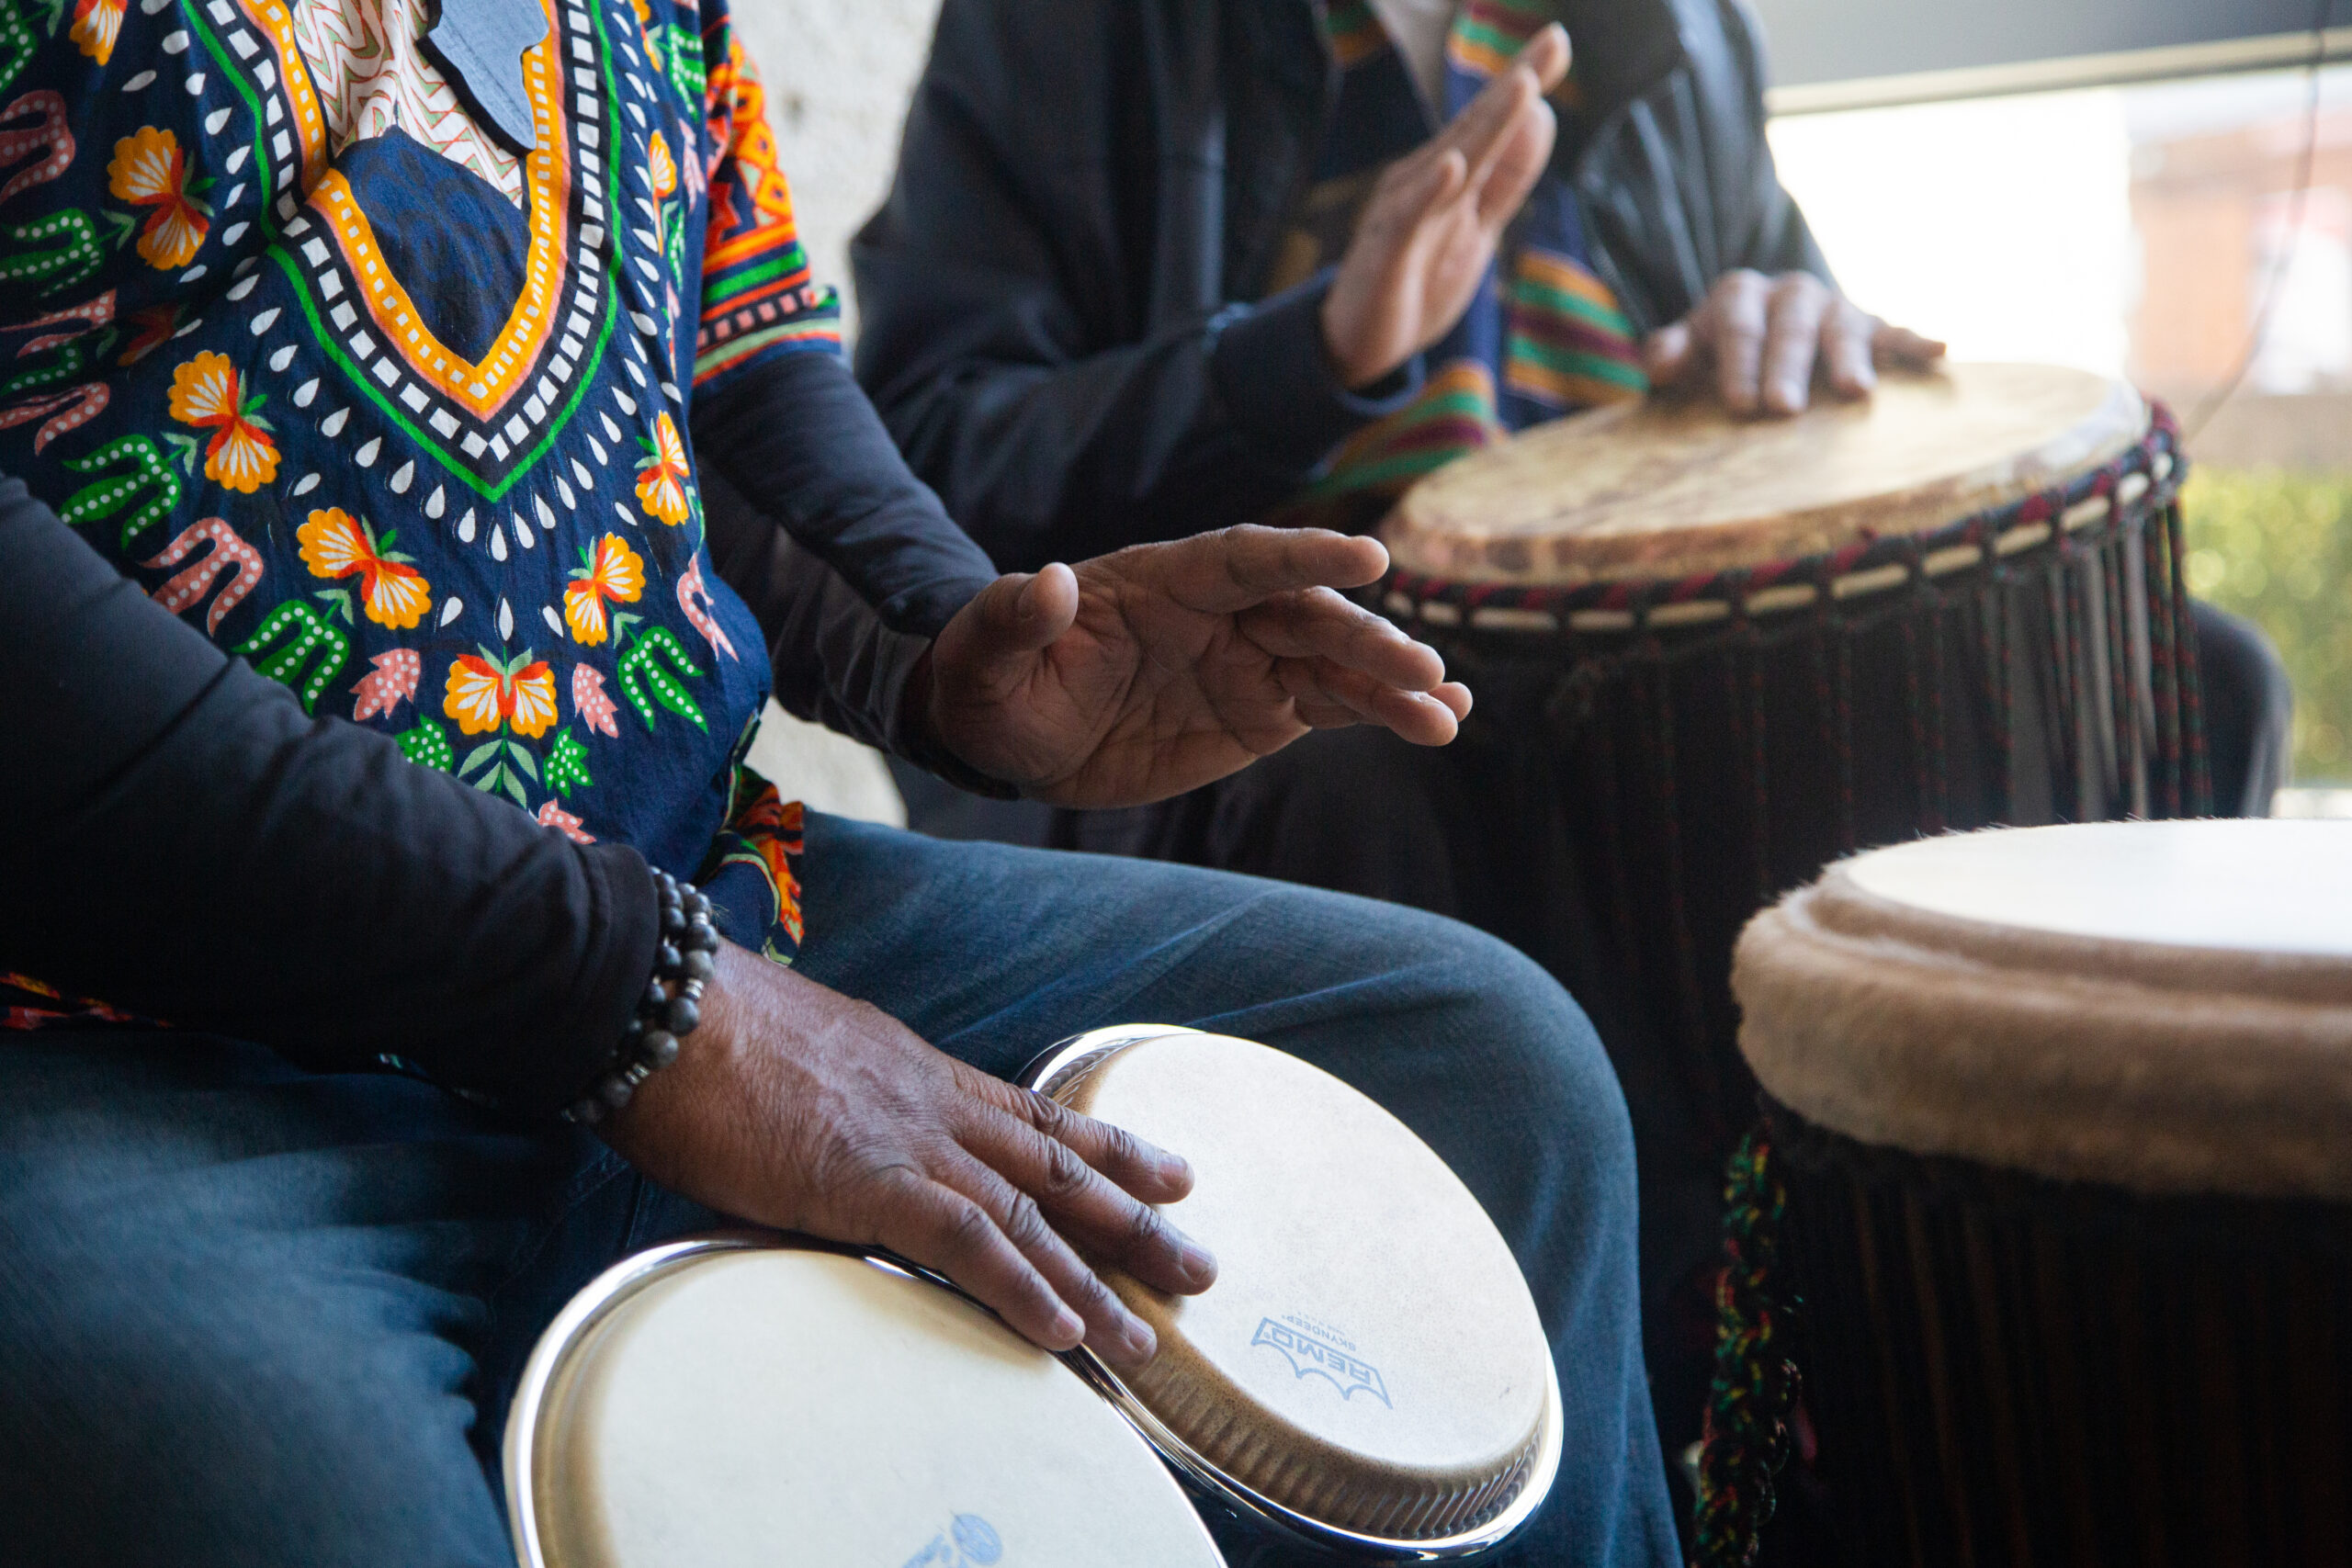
{"left": 1023, "top": 1026, "right": 1563, "bottom": 1558}
{"left": 1705, "top": 819, "right": 2352, "bottom": 1566}
{"left": 1380, "top": 364, "right": 2210, "bottom": 1165}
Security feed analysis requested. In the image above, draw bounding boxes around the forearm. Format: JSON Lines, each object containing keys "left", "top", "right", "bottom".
{"left": 1722, "top": 0, "right": 1834, "bottom": 285}
{"left": 695, "top": 381, "right": 1016, "bottom": 796}
{"left": 0, "top": 477, "right": 654, "bottom": 1112}
{"left": 700, "top": 464, "right": 919, "bottom": 745}
{"left": 691, "top": 350, "right": 998, "bottom": 638}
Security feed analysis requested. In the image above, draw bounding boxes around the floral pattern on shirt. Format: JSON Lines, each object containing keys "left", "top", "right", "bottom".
{"left": 0, "top": 0, "right": 839, "bottom": 1019}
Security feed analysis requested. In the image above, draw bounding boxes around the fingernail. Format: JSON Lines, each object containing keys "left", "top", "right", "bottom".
{"left": 1161, "top": 1152, "right": 1194, "bottom": 1184}
{"left": 1179, "top": 1239, "right": 1218, "bottom": 1288}
{"left": 1050, "top": 1306, "right": 1086, "bottom": 1346}
{"left": 1120, "top": 1315, "right": 1159, "bottom": 1365}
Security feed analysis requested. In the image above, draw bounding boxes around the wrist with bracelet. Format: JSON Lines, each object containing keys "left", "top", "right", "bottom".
{"left": 566, "top": 867, "right": 720, "bottom": 1126}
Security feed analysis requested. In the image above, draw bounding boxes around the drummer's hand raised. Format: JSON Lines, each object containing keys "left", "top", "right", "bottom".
{"left": 601, "top": 943, "right": 1216, "bottom": 1370}
{"left": 1319, "top": 24, "right": 1570, "bottom": 390}
{"left": 916, "top": 525, "right": 1473, "bottom": 808}
{"left": 1645, "top": 270, "right": 1948, "bottom": 416}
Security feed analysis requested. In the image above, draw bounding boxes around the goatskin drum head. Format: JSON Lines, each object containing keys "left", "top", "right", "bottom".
{"left": 1384, "top": 361, "right": 2146, "bottom": 587}
{"left": 507, "top": 1241, "right": 1226, "bottom": 1568}
{"left": 1035, "top": 1029, "right": 1558, "bottom": 1548}
{"left": 1736, "top": 820, "right": 2352, "bottom": 1201}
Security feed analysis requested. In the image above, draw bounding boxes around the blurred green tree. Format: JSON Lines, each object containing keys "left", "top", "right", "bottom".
{"left": 2182, "top": 468, "right": 2352, "bottom": 784}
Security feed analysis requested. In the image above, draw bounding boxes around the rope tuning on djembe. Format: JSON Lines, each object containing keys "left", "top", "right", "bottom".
{"left": 1690, "top": 1132, "right": 1801, "bottom": 1568}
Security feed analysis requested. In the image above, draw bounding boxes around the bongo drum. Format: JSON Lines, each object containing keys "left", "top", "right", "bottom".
{"left": 1712, "top": 819, "right": 2352, "bottom": 1567}
{"left": 1024, "top": 1026, "right": 1564, "bottom": 1557}
{"left": 1379, "top": 364, "right": 2210, "bottom": 1161}
{"left": 503, "top": 1235, "right": 1227, "bottom": 1568}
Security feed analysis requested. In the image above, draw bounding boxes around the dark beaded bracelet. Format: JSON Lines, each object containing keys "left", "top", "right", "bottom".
{"left": 564, "top": 869, "right": 719, "bottom": 1126}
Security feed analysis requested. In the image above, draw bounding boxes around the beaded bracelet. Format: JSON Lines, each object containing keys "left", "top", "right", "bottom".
{"left": 565, "top": 869, "right": 719, "bottom": 1126}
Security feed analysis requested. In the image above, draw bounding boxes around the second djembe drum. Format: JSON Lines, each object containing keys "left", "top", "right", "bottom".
{"left": 1380, "top": 364, "right": 2209, "bottom": 1162}
{"left": 1711, "top": 819, "right": 2352, "bottom": 1567}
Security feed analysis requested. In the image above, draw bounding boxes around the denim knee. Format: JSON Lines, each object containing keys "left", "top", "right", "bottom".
{"left": 1408, "top": 910, "right": 1632, "bottom": 1136}
{"left": 0, "top": 1213, "right": 514, "bottom": 1568}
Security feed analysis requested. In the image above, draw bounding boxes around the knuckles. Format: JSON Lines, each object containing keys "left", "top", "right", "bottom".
{"left": 935, "top": 1193, "right": 1003, "bottom": 1261}
{"left": 1769, "top": 272, "right": 1831, "bottom": 309}
{"left": 999, "top": 1190, "right": 1054, "bottom": 1251}
{"left": 1123, "top": 1196, "right": 1173, "bottom": 1260}
{"left": 1038, "top": 1135, "right": 1093, "bottom": 1201}
{"left": 1093, "top": 1122, "right": 1149, "bottom": 1182}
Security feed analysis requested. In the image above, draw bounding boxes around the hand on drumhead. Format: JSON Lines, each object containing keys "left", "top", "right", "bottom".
{"left": 918, "top": 525, "right": 1474, "bottom": 809}
{"left": 1644, "top": 270, "right": 1947, "bottom": 416}
{"left": 1318, "top": 23, "right": 1570, "bottom": 390}
{"left": 600, "top": 943, "right": 1216, "bottom": 1370}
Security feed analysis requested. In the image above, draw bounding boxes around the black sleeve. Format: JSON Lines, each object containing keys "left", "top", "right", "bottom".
{"left": 691, "top": 349, "right": 999, "bottom": 637}
{"left": 1721, "top": 0, "right": 1832, "bottom": 284}
{"left": 0, "top": 475, "right": 657, "bottom": 1114}
{"left": 693, "top": 354, "right": 1020, "bottom": 797}
{"left": 850, "top": 0, "right": 1419, "bottom": 573}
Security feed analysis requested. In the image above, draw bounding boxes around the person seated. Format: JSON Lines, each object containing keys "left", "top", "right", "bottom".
{"left": 849, "top": 0, "right": 2297, "bottom": 1510}
{"left": 0, "top": 0, "right": 1675, "bottom": 1562}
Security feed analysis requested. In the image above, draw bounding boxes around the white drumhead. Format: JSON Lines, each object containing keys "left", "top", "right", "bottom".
{"left": 1040, "top": 1031, "right": 1557, "bottom": 1548}
{"left": 512, "top": 1243, "right": 1226, "bottom": 1568}
{"left": 1385, "top": 363, "right": 2147, "bottom": 586}
{"left": 1846, "top": 819, "right": 2352, "bottom": 957}
{"left": 1736, "top": 821, "right": 2352, "bottom": 1201}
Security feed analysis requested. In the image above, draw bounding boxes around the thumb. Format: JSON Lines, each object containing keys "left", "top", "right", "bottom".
{"left": 1873, "top": 321, "right": 1949, "bottom": 366}
{"left": 957, "top": 564, "right": 1080, "bottom": 662}
{"left": 1645, "top": 320, "right": 1695, "bottom": 383}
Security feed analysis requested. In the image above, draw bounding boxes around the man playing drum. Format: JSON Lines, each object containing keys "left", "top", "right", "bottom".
{"left": 851, "top": 0, "right": 2297, "bottom": 1499}
{"left": 0, "top": 0, "right": 1677, "bottom": 1562}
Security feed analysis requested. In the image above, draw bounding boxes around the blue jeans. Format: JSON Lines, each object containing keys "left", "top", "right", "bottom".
{"left": 0, "top": 814, "right": 1677, "bottom": 1567}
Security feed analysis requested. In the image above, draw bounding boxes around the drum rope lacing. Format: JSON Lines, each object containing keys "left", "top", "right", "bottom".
{"left": 1382, "top": 405, "right": 2188, "bottom": 632}
{"left": 1389, "top": 409, "right": 2213, "bottom": 830}
{"left": 1703, "top": 1097, "right": 2352, "bottom": 1565}
{"left": 1690, "top": 1130, "right": 1801, "bottom": 1568}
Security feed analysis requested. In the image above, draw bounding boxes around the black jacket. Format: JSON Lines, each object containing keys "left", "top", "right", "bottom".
{"left": 853, "top": 0, "right": 1831, "bottom": 572}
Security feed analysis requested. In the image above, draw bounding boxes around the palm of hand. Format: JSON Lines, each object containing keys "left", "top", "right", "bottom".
{"left": 1351, "top": 187, "right": 1516, "bottom": 385}
{"left": 1318, "top": 25, "right": 1568, "bottom": 390}
{"left": 921, "top": 528, "right": 1467, "bottom": 810}
{"left": 950, "top": 570, "right": 1304, "bottom": 808}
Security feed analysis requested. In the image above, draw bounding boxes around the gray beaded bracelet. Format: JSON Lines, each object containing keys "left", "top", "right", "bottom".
{"left": 565, "top": 869, "right": 719, "bottom": 1126}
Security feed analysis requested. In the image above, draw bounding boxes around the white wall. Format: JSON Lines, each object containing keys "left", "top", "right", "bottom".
{"left": 726, "top": 0, "right": 947, "bottom": 337}
{"left": 725, "top": 0, "right": 944, "bottom": 825}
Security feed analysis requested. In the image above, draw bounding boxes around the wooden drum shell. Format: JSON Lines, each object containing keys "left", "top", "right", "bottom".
{"left": 1731, "top": 821, "right": 2352, "bottom": 1568}
{"left": 1765, "top": 1101, "right": 2352, "bottom": 1568}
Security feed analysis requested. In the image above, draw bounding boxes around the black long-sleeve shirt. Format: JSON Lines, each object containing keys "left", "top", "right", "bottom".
{"left": 0, "top": 354, "right": 998, "bottom": 1113}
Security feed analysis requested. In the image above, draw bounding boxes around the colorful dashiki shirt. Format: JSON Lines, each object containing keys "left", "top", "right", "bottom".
{"left": 0, "top": 0, "right": 831, "bottom": 1029}
{"left": 1272, "top": 0, "right": 1649, "bottom": 531}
